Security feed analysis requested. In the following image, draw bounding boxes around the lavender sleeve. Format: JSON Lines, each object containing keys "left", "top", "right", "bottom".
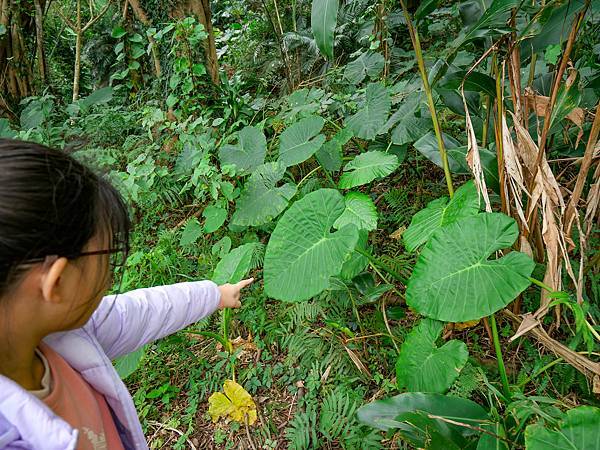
{"left": 85, "top": 280, "right": 221, "bottom": 360}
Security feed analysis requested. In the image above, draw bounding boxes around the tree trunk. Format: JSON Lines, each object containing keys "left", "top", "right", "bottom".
{"left": 33, "top": 0, "right": 46, "bottom": 83}
{"left": 190, "top": 0, "right": 219, "bottom": 84}
{"left": 128, "top": 0, "right": 162, "bottom": 77}
{"left": 72, "top": 0, "right": 82, "bottom": 102}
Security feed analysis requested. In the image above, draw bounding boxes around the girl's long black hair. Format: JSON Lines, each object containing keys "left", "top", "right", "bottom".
{"left": 0, "top": 139, "right": 131, "bottom": 297}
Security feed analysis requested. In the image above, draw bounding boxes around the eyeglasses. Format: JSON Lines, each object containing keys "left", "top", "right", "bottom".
{"left": 20, "top": 248, "right": 128, "bottom": 271}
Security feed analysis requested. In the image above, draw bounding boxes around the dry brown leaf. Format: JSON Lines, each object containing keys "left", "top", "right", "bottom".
{"left": 525, "top": 88, "right": 585, "bottom": 128}
{"left": 390, "top": 226, "right": 406, "bottom": 240}
{"left": 462, "top": 86, "right": 491, "bottom": 211}
{"left": 343, "top": 345, "right": 371, "bottom": 377}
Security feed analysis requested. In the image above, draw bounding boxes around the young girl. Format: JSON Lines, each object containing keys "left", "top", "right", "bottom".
{"left": 0, "top": 139, "right": 252, "bottom": 449}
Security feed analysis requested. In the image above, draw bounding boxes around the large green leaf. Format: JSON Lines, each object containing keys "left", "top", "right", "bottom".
{"left": 212, "top": 243, "right": 257, "bottom": 285}
{"left": 477, "top": 422, "right": 509, "bottom": 450}
{"left": 453, "top": 0, "right": 520, "bottom": 48}
{"left": 447, "top": 145, "right": 500, "bottom": 193}
{"left": 414, "top": 132, "right": 499, "bottom": 192}
{"left": 114, "top": 347, "right": 145, "bottom": 380}
{"left": 340, "top": 230, "right": 369, "bottom": 281}
{"left": 0, "top": 118, "right": 16, "bottom": 138}
{"left": 338, "top": 151, "right": 399, "bottom": 189}
{"left": 344, "top": 52, "right": 385, "bottom": 85}
{"left": 180, "top": 218, "right": 203, "bottom": 246}
{"left": 392, "top": 116, "right": 432, "bottom": 146}
{"left": 396, "top": 319, "right": 468, "bottom": 393}
{"left": 311, "top": 0, "right": 338, "bottom": 60}
{"left": 439, "top": 71, "right": 497, "bottom": 98}
{"left": 403, "top": 181, "right": 480, "bottom": 252}
{"left": 357, "top": 392, "right": 489, "bottom": 446}
{"left": 525, "top": 407, "right": 600, "bottom": 450}
{"left": 232, "top": 162, "right": 297, "bottom": 226}
{"left": 347, "top": 83, "right": 391, "bottom": 140}
{"left": 414, "top": 131, "right": 467, "bottom": 173}
{"left": 219, "top": 125, "right": 267, "bottom": 173}
{"left": 315, "top": 127, "right": 353, "bottom": 172}
{"left": 264, "top": 189, "right": 359, "bottom": 302}
{"left": 406, "top": 213, "right": 535, "bottom": 322}
{"left": 415, "top": 0, "right": 440, "bottom": 21}
{"left": 278, "top": 115, "right": 326, "bottom": 167}
{"left": 203, "top": 205, "right": 227, "bottom": 233}
{"left": 333, "top": 192, "right": 378, "bottom": 231}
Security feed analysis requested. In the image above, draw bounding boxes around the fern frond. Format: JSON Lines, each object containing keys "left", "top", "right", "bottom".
{"left": 285, "top": 405, "right": 319, "bottom": 450}
{"left": 319, "top": 387, "right": 359, "bottom": 440}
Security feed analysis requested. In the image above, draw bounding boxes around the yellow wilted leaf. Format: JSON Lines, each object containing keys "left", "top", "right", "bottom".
{"left": 454, "top": 319, "right": 480, "bottom": 331}
{"left": 208, "top": 380, "right": 257, "bottom": 425}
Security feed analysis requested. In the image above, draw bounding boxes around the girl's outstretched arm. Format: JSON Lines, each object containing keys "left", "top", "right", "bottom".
{"left": 85, "top": 281, "right": 221, "bottom": 360}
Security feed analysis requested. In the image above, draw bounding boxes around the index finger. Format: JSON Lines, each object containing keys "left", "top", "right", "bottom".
{"left": 235, "top": 278, "right": 254, "bottom": 289}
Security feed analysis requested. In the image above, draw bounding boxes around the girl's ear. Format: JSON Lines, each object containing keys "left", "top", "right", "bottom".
{"left": 41, "top": 257, "right": 69, "bottom": 304}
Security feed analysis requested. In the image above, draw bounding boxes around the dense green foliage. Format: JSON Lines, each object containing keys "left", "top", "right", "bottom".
{"left": 2, "top": 0, "right": 600, "bottom": 448}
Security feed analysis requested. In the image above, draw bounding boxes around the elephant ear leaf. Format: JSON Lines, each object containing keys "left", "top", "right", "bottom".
{"left": 212, "top": 243, "right": 257, "bottom": 285}
{"left": 278, "top": 115, "right": 326, "bottom": 167}
{"left": 404, "top": 180, "right": 480, "bottom": 252}
{"left": 333, "top": 192, "right": 378, "bottom": 231}
{"left": 406, "top": 213, "right": 534, "bottom": 322}
{"left": 218, "top": 125, "right": 266, "bottom": 173}
{"left": 338, "top": 151, "right": 399, "bottom": 189}
{"left": 264, "top": 189, "right": 358, "bottom": 302}
{"left": 344, "top": 51, "right": 385, "bottom": 85}
{"left": 232, "top": 162, "right": 297, "bottom": 227}
{"left": 311, "top": 0, "right": 338, "bottom": 60}
{"left": 347, "top": 83, "right": 391, "bottom": 140}
{"left": 396, "top": 319, "right": 468, "bottom": 393}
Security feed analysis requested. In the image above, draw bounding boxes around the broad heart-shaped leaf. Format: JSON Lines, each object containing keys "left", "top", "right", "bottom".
{"left": 357, "top": 392, "right": 488, "bottom": 435}
{"left": 203, "top": 205, "right": 227, "bottom": 233}
{"left": 406, "top": 213, "right": 535, "bottom": 322}
{"left": 219, "top": 125, "right": 266, "bottom": 173}
{"left": 278, "top": 115, "right": 326, "bottom": 167}
{"left": 333, "top": 192, "right": 378, "bottom": 231}
{"left": 392, "top": 115, "right": 432, "bottom": 146}
{"left": 338, "top": 151, "right": 399, "bottom": 189}
{"left": 396, "top": 319, "right": 468, "bottom": 393}
{"left": 347, "top": 83, "right": 391, "bottom": 140}
{"left": 212, "top": 243, "right": 257, "bottom": 285}
{"left": 232, "top": 163, "right": 297, "bottom": 226}
{"left": 208, "top": 380, "right": 257, "bottom": 425}
{"left": 525, "top": 406, "right": 600, "bottom": 450}
{"left": 404, "top": 180, "right": 480, "bottom": 252}
{"left": 315, "top": 127, "right": 353, "bottom": 172}
{"left": 264, "top": 189, "right": 359, "bottom": 302}
{"left": 311, "top": 0, "right": 338, "bottom": 60}
{"left": 344, "top": 51, "right": 385, "bottom": 85}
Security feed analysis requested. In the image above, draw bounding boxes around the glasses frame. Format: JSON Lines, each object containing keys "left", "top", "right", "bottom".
{"left": 20, "top": 248, "right": 127, "bottom": 268}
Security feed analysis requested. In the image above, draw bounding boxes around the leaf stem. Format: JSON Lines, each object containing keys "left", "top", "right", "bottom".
{"left": 490, "top": 313, "right": 511, "bottom": 401}
{"left": 398, "top": 0, "right": 454, "bottom": 198}
{"left": 297, "top": 166, "right": 322, "bottom": 188}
